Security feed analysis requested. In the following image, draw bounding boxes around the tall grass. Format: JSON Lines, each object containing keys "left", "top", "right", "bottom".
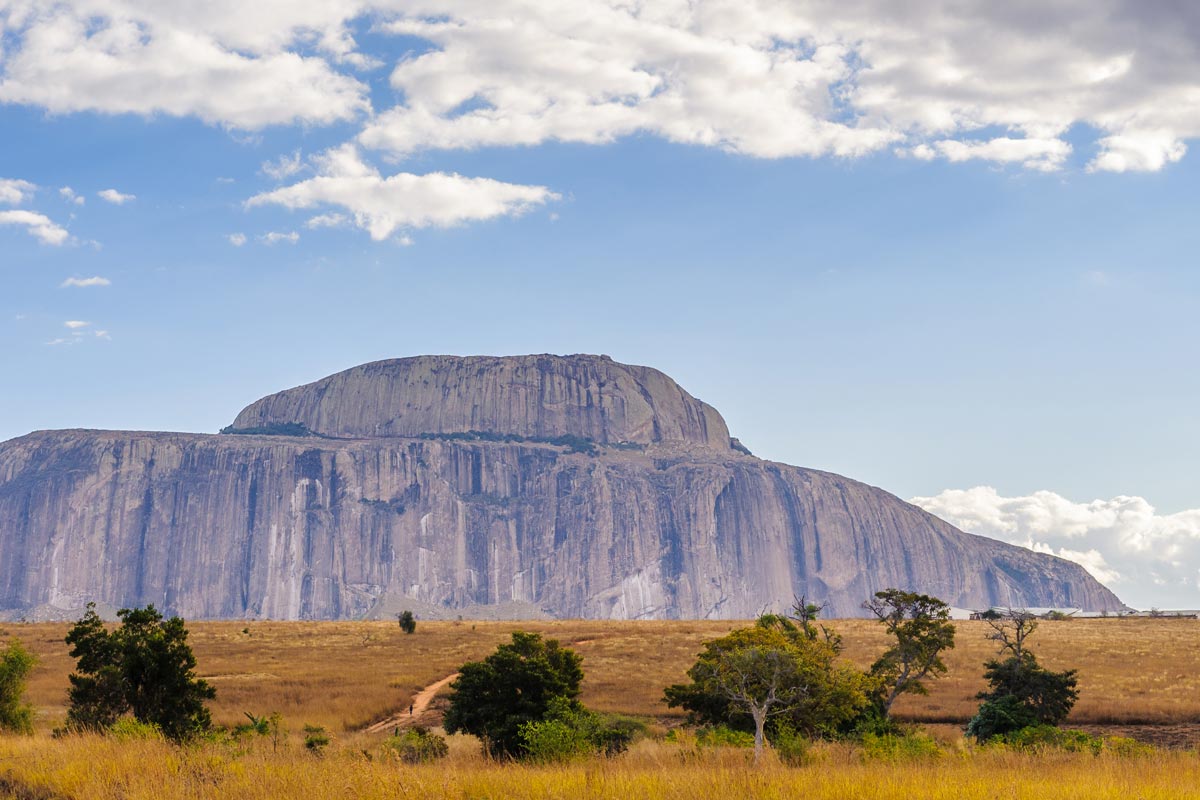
{"left": 1, "top": 731, "right": 1196, "bottom": 800}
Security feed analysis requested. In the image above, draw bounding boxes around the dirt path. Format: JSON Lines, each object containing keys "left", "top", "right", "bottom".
{"left": 361, "top": 637, "right": 601, "bottom": 735}
{"left": 363, "top": 672, "right": 460, "bottom": 735}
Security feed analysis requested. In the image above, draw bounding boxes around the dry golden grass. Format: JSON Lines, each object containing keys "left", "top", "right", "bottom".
{"left": 2, "top": 731, "right": 1199, "bottom": 800}
{"left": 5, "top": 617, "right": 1200, "bottom": 734}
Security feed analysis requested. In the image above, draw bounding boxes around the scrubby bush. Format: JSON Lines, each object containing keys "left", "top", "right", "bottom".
{"left": 108, "top": 717, "right": 164, "bottom": 741}
{"left": 303, "top": 724, "right": 330, "bottom": 754}
{"left": 519, "top": 698, "right": 642, "bottom": 762}
{"left": 0, "top": 638, "right": 36, "bottom": 735}
{"left": 385, "top": 726, "right": 448, "bottom": 763}
{"left": 695, "top": 725, "right": 754, "bottom": 749}
{"left": 999, "top": 725, "right": 1101, "bottom": 755}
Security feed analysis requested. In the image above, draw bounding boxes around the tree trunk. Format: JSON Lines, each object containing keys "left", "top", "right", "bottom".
{"left": 751, "top": 705, "right": 767, "bottom": 763}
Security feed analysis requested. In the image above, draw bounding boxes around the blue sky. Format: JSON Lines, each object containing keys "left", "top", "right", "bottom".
{"left": 2, "top": 1, "right": 1198, "bottom": 608}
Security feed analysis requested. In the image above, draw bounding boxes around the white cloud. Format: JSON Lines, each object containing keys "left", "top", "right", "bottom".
{"left": 227, "top": 232, "right": 247, "bottom": 247}
{"left": 2, "top": 3, "right": 1200, "bottom": 172}
{"left": 262, "top": 150, "right": 304, "bottom": 180}
{"left": 0, "top": 209, "right": 69, "bottom": 245}
{"left": 60, "top": 276, "right": 111, "bottom": 288}
{"left": 59, "top": 186, "right": 85, "bottom": 205}
{"left": 0, "top": 4, "right": 370, "bottom": 129}
{"left": 247, "top": 144, "right": 559, "bottom": 241}
{"left": 98, "top": 188, "right": 135, "bottom": 204}
{"left": 347, "top": 1, "right": 1200, "bottom": 172}
{"left": 0, "top": 178, "right": 36, "bottom": 205}
{"left": 304, "top": 212, "right": 349, "bottom": 229}
{"left": 259, "top": 230, "right": 299, "bottom": 245}
{"left": 63, "top": 320, "right": 90, "bottom": 329}
{"left": 912, "top": 487, "right": 1200, "bottom": 609}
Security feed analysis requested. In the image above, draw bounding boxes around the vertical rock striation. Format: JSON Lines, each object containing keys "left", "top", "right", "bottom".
{"left": 0, "top": 355, "right": 1126, "bottom": 620}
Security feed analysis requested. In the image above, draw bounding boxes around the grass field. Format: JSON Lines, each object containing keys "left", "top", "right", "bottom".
{"left": 5, "top": 617, "right": 1200, "bottom": 732}
{"left": 3, "top": 617, "right": 1200, "bottom": 798}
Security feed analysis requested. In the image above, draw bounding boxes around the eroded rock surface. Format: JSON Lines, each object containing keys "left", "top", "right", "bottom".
{"left": 0, "top": 355, "right": 1125, "bottom": 620}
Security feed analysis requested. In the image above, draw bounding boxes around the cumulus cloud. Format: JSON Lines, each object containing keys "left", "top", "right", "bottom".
{"left": 60, "top": 276, "right": 110, "bottom": 287}
{"left": 259, "top": 230, "right": 299, "bottom": 245}
{"left": 0, "top": 178, "right": 36, "bottom": 205}
{"left": 226, "top": 232, "right": 247, "bottom": 247}
{"left": 353, "top": 1, "right": 1200, "bottom": 172}
{"left": 246, "top": 144, "right": 559, "bottom": 241}
{"left": 912, "top": 487, "right": 1200, "bottom": 609}
{"left": 0, "top": 4, "right": 370, "bottom": 129}
{"left": 2, "top": 3, "right": 1200, "bottom": 172}
{"left": 98, "top": 188, "right": 135, "bottom": 204}
{"left": 0, "top": 209, "right": 69, "bottom": 244}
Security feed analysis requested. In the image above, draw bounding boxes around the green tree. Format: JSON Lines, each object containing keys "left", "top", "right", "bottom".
{"left": 443, "top": 631, "right": 584, "bottom": 759}
{"left": 863, "top": 589, "right": 956, "bottom": 716}
{"left": 64, "top": 603, "right": 215, "bottom": 742}
{"left": 0, "top": 638, "right": 37, "bottom": 734}
{"left": 664, "top": 617, "right": 868, "bottom": 761}
{"left": 966, "top": 611, "right": 1078, "bottom": 741}
{"left": 397, "top": 610, "right": 416, "bottom": 634}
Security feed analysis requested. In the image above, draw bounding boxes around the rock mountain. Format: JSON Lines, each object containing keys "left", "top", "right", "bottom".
{"left": 0, "top": 354, "right": 1124, "bottom": 620}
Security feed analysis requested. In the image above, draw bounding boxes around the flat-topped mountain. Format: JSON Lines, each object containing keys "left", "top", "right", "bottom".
{"left": 0, "top": 354, "right": 1125, "bottom": 621}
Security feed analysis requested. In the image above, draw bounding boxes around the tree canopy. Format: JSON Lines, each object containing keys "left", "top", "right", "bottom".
{"left": 65, "top": 603, "right": 215, "bottom": 742}
{"left": 443, "top": 631, "right": 584, "bottom": 758}
{"left": 664, "top": 616, "right": 869, "bottom": 758}
{"left": 863, "top": 589, "right": 956, "bottom": 715}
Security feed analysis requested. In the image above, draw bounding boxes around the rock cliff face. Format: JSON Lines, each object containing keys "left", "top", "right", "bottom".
{"left": 232, "top": 355, "right": 731, "bottom": 449}
{"left": 0, "top": 355, "right": 1125, "bottom": 620}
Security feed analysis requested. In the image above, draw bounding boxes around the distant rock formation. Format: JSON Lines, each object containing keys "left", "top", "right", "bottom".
{"left": 0, "top": 354, "right": 1126, "bottom": 620}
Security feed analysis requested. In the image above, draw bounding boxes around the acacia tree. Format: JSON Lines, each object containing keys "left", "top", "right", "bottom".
{"left": 863, "top": 590, "right": 956, "bottom": 716}
{"left": 0, "top": 638, "right": 37, "bottom": 734}
{"left": 65, "top": 603, "right": 215, "bottom": 742}
{"left": 665, "top": 618, "right": 868, "bottom": 762}
{"left": 443, "top": 631, "right": 584, "bottom": 759}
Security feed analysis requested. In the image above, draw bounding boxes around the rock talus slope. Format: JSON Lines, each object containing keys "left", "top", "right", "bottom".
{"left": 0, "top": 355, "right": 1125, "bottom": 620}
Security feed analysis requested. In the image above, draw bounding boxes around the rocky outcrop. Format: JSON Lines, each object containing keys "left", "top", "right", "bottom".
{"left": 232, "top": 354, "right": 731, "bottom": 449}
{"left": 0, "top": 355, "right": 1126, "bottom": 620}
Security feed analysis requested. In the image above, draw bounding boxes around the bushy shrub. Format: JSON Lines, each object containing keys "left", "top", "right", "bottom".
{"left": 303, "top": 724, "right": 330, "bottom": 754}
{"left": 1104, "top": 736, "right": 1154, "bottom": 758}
{"left": 108, "top": 717, "right": 164, "bottom": 741}
{"left": 966, "top": 695, "right": 1038, "bottom": 741}
{"left": 696, "top": 725, "right": 755, "bottom": 749}
{"left": 1000, "top": 725, "right": 1101, "bottom": 755}
{"left": 770, "top": 723, "right": 811, "bottom": 766}
{"left": 385, "top": 726, "right": 448, "bottom": 763}
{"left": 0, "top": 638, "right": 36, "bottom": 735}
{"left": 860, "top": 731, "right": 943, "bottom": 761}
{"left": 518, "top": 698, "right": 642, "bottom": 762}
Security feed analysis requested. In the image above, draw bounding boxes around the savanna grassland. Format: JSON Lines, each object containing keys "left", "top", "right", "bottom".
{"left": 3, "top": 617, "right": 1200, "bottom": 799}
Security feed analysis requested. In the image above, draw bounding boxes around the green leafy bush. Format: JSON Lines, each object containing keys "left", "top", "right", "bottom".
{"left": 518, "top": 698, "right": 642, "bottom": 762}
{"left": 385, "top": 726, "right": 449, "bottom": 763}
{"left": 696, "top": 725, "right": 754, "bottom": 749}
{"left": 1000, "top": 725, "right": 1102, "bottom": 755}
{"left": 303, "top": 724, "right": 330, "bottom": 754}
{"left": 0, "top": 638, "right": 36, "bottom": 735}
{"left": 770, "top": 723, "right": 811, "bottom": 766}
{"left": 108, "top": 717, "right": 164, "bottom": 741}
{"left": 966, "top": 695, "right": 1039, "bottom": 741}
